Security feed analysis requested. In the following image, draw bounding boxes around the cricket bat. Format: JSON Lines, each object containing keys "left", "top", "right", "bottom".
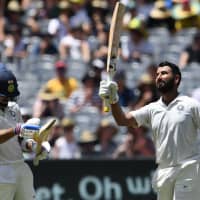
{"left": 103, "top": 1, "right": 125, "bottom": 112}
{"left": 33, "top": 118, "right": 56, "bottom": 166}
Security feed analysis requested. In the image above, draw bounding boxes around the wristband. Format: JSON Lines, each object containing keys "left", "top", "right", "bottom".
{"left": 14, "top": 123, "right": 21, "bottom": 135}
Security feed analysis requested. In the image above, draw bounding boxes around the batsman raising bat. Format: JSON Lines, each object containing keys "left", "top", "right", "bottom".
{"left": 100, "top": 54, "right": 200, "bottom": 200}
{"left": 99, "top": 3, "right": 200, "bottom": 200}
{"left": 0, "top": 64, "right": 54, "bottom": 200}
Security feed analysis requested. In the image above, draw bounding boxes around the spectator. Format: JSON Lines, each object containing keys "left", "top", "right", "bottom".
{"left": 114, "top": 70, "right": 136, "bottom": 108}
{"left": 90, "top": 58, "right": 105, "bottom": 87}
{"left": 123, "top": 2, "right": 139, "bottom": 29}
{"left": 5, "top": 0, "right": 24, "bottom": 28}
{"left": 42, "top": 0, "right": 60, "bottom": 19}
{"left": 92, "top": 26, "right": 109, "bottom": 61}
{"left": 59, "top": 25, "right": 91, "bottom": 63}
{"left": 112, "top": 132, "right": 136, "bottom": 159}
{"left": 88, "top": 1, "right": 109, "bottom": 58}
{"left": 66, "top": 71, "right": 102, "bottom": 113}
{"left": 77, "top": 130, "right": 99, "bottom": 159}
{"left": 89, "top": 0, "right": 108, "bottom": 31}
{"left": 25, "top": 6, "right": 41, "bottom": 36}
{"left": 146, "top": 0, "right": 175, "bottom": 33}
{"left": 120, "top": 18, "right": 154, "bottom": 62}
{"left": 47, "top": 0, "right": 72, "bottom": 43}
{"left": 38, "top": 60, "right": 78, "bottom": 100}
{"left": 179, "top": 31, "right": 200, "bottom": 69}
{"left": 133, "top": 0, "right": 154, "bottom": 21}
{"left": 48, "top": 119, "right": 63, "bottom": 148}
{"left": 172, "top": 0, "right": 200, "bottom": 31}
{"left": 0, "top": 0, "right": 5, "bottom": 43}
{"left": 32, "top": 88, "right": 65, "bottom": 119}
{"left": 3, "top": 25, "right": 28, "bottom": 61}
{"left": 113, "top": 126, "right": 155, "bottom": 158}
{"left": 69, "top": 0, "right": 91, "bottom": 29}
{"left": 132, "top": 73, "right": 159, "bottom": 109}
{"left": 95, "top": 118, "right": 119, "bottom": 158}
{"left": 146, "top": 63, "right": 158, "bottom": 82}
{"left": 51, "top": 118, "right": 80, "bottom": 159}
{"left": 31, "top": 32, "right": 58, "bottom": 56}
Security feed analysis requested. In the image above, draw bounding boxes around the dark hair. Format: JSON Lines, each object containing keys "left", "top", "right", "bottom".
{"left": 158, "top": 61, "right": 182, "bottom": 85}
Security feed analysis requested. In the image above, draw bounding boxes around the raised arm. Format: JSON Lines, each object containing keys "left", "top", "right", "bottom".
{"left": 111, "top": 103, "right": 138, "bottom": 127}
{"left": 99, "top": 80, "right": 138, "bottom": 128}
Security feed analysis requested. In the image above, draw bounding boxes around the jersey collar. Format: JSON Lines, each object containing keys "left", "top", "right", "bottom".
{"left": 159, "top": 93, "right": 183, "bottom": 108}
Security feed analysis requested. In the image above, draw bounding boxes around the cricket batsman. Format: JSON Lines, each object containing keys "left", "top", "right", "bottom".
{"left": 0, "top": 63, "right": 51, "bottom": 200}
{"left": 99, "top": 61, "right": 200, "bottom": 200}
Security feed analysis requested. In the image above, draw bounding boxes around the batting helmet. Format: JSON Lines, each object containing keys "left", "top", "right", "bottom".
{"left": 0, "top": 65, "right": 20, "bottom": 98}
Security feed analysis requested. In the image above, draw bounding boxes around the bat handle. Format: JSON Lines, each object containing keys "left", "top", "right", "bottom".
{"left": 103, "top": 73, "right": 112, "bottom": 112}
{"left": 103, "top": 98, "right": 110, "bottom": 112}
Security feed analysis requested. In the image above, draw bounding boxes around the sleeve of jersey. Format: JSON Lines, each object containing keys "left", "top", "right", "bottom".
{"left": 130, "top": 105, "right": 151, "bottom": 127}
{"left": 191, "top": 98, "right": 200, "bottom": 129}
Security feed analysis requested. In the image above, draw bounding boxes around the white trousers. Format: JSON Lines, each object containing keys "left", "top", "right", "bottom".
{"left": 0, "top": 162, "right": 35, "bottom": 200}
{"left": 157, "top": 162, "right": 200, "bottom": 200}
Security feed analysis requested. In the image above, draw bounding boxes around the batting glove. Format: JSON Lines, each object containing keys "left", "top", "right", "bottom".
{"left": 99, "top": 80, "right": 119, "bottom": 104}
{"left": 25, "top": 118, "right": 41, "bottom": 126}
{"left": 14, "top": 118, "right": 41, "bottom": 139}
{"left": 15, "top": 124, "right": 40, "bottom": 139}
{"left": 34, "top": 141, "right": 51, "bottom": 161}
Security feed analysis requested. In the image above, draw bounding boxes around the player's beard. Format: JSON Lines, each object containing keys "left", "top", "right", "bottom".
{"left": 156, "top": 76, "right": 175, "bottom": 94}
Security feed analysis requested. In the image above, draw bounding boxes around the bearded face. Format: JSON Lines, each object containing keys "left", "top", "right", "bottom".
{"left": 156, "top": 75, "right": 175, "bottom": 93}
{"left": 155, "top": 66, "right": 177, "bottom": 94}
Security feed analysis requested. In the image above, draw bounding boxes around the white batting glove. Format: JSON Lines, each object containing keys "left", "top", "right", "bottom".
{"left": 34, "top": 141, "right": 51, "bottom": 161}
{"left": 15, "top": 124, "right": 40, "bottom": 139}
{"left": 99, "top": 80, "right": 119, "bottom": 104}
{"left": 25, "top": 118, "right": 41, "bottom": 126}
{"left": 14, "top": 118, "right": 41, "bottom": 139}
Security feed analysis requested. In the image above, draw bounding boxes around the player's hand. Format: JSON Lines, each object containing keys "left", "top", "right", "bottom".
{"left": 34, "top": 141, "right": 51, "bottom": 161}
{"left": 99, "top": 80, "right": 119, "bottom": 104}
{"left": 15, "top": 118, "right": 41, "bottom": 139}
{"left": 15, "top": 124, "right": 40, "bottom": 139}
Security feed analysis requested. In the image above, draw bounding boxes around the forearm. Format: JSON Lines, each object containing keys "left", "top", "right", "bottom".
{"left": 111, "top": 103, "right": 127, "bottom": 125}
{"left": 59, "top": 44, "right": 68, "bottom": 59}
{"left": 81, "top": 42, "right": 90, "bottom": 63}
{"left": 0, "top": 120, "right": 41, "bottom": 144}
{"left": 179, "top": 52, "right": 189, "bottom": 69}
{"left": 111, "top": 103, "right": 138, "bottom": 127}
{"left": 0, "top": 128, "right": 15, "bottom": 144}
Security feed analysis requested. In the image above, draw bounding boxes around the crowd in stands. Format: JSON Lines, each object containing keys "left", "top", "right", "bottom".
{"left": 1, "top": 0, "right": 200, "bottom": 160}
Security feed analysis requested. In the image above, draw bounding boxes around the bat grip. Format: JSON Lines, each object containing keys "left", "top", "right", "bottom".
{"left": 103, "top": 98, "right": 110, "bottom": 112}
{"left": 33, "top": 143, "right": 42, "bottom": 166}
{"left": 103, "top": 73, "right": 113, "bottom": 112}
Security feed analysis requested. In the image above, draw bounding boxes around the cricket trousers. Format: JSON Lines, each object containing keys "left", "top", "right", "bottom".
{"left": 157, "top": 162, "right": 200, "bottom": 200}
{"left": 0, "top": 161, "right": 35, "bottom": 200}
